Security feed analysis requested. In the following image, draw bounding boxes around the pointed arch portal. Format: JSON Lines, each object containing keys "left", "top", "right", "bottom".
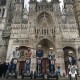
{"left": 37, "top": 38, "right": 55, "bottom": 57}
{"left": 36, "top": 38, "right": 55, "bottom": 73}
{"left": 63, "top": 46, "right": 76, "bottom": 74}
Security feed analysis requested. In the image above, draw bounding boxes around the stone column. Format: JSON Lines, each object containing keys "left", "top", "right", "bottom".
{"left": 31, "top": 49, "right": 36, "bottom": 72}
{"left": 56, "top": 49, "right": 65, "bottom": 76}
{"left": 76, "top": 48, "right": 80, "bottom": 76}
{"left": 17, "top": 61, "right": 20, "bottom": 78}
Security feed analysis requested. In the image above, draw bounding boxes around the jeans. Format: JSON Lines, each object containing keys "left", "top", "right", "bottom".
{"left": 13, "top": 64, "right": 16, "bottom": 71}
{"left": 49, "top": 59, "right": 55, "bottom": 73}
{"left": 26, "top": 63, "right": 30, "bottom": 73}
{"left": 51, "top": 64, "right": 55, "bottom": 73}
{"left": 36, "top": 60, "right": 42, "bottom": 73}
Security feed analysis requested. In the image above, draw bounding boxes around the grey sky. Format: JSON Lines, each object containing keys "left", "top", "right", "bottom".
{"left": 24, "top": 0, "right": 63, "bottom": 9}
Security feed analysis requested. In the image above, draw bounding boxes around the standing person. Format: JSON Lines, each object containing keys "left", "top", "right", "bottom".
{"left": 2, "top": 62, "right": 8, "bottom": 77}
{"left": 25, "top": 47, "right": 32, "bottom": 58}
{"left": 0, "top": 62, "right": 3, "bottom": 78}
{"left": 13, "top": 47, "right": 20, "bottom": 59}
{"left": 36, "top": 45, "right": 44, "bottom": 58}
{"left": 57, "top": 66, "right": 61, "bottom": 76}
{"left": 48, "top": 48, "right": 55, "bottom": 73}
{"left": 12, "top": 47, "right": 19, "bottom": 71}
{"left": 36, "top": 45, "right": 44, "bottom": 73}
{"left": 68, "top": 56, "right": 73, "bottom": 65}
{"left": 25, "top": 47, "right": 32, "bottom": 73}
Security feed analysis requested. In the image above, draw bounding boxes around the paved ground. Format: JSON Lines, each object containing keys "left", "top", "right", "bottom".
{"left": 0, "top": 77, "right": 80, "bottom": 80}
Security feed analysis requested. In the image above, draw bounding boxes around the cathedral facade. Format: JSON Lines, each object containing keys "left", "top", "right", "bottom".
{"left": 0, "top": 0, "right": 80, "bottom": 75}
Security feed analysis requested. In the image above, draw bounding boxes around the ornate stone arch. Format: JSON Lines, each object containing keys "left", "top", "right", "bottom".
{"left": 36, "top": 12, "right": 53, "bottom": 25}
{"left": 36, "top": 37, "right": 55, "bottom": 56}
{"left": 36, "top": 37, "right": 55, "bottom": 48}
{"left": 34, "top": 12, "right": 55, "bottom": 39}
{"left": 63, "top": 46, "right": 76, "bottom": 74}
{"left": 63, "top": 46, "right": 76, "bottom": 57}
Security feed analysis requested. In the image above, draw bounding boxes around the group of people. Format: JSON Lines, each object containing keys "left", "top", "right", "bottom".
{"left": 36, "top": 45, "right": 60, "bottom": 74}
{"left": 0, "top": 45, "right": 60, "bottom": 78}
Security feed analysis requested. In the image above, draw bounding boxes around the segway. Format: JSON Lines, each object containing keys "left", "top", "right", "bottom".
{"left": 21, "top": 58, "right": 33, "bottom": 79}
{"left": 47, "top": 59, "right": 58, "bottom": 80}
{"left": 69, "top": 66, "right": 77, "bottom": 80}
{"left": 6, "top": 58, "right": 18, "bottom": 79}
{"left": 34, "top": 57, "right": 44, "bottom": 79}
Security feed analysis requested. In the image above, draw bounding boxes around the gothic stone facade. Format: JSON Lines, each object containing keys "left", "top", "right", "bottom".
{"left": 0, "top": 0, "right": 80, "bottom": 75}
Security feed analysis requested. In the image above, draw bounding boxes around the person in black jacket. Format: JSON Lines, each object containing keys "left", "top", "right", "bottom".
{"left": 2, "top": 62, "right": 8, "bottom": 77}
{"left": 36, "top": 45, "right": 44, "bottom": 58}
{"left": 0, "top": 62, "right": 3, "bottom": 77}
{"left": 36, "top": 45, "right": 44, "bottom": 73}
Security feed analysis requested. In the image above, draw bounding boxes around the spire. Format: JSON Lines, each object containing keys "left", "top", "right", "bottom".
{"left": 29, "top": 0, "right": 37, "bottom": 3}
{"left": 43, "top": 12, "right": 46, "bottom": 21}
{"left": 51, "top": 0, "right": 59, "bottom": 3}
{"left": 0, "top": 0, "right": 6, "bottom": 5}
{"left": 16, "top": 0, "right": 20, "bottom": 3}
{"left": 64, "top": 0, "right": 73, "bottom": 4}
{"left": 42, "top": 0, "right": 47, "bottom": 2}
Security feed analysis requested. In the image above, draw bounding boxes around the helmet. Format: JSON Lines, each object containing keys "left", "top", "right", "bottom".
{"left": 68, "top": 51, "right": 73, "bottom": 54}
{"left": 49, "top": 47, "right": 53, "bottom": 50}
{"left": 37, "top": 45, "right": 41, "bottom": 48}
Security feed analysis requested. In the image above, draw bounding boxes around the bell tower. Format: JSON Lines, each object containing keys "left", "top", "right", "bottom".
{"left": 64, "top": 0, "right": 73, "bottom": 4}
{"left": 51, "top": 0, "right": 59, "bottom": 3}
{"left": 64, "top": 0, "right": 75, "bottom": 23}
{"left": 29, "top": 0, "right": 37, "bottom": 15}
{"left": 29, "top": 0, "right": 36, "bottom": 3}
{"left": 12, "top": 0, "right": 24, "bottom": 23}
{"left": 73, "top": 0, "right": 80, "bottom": 36}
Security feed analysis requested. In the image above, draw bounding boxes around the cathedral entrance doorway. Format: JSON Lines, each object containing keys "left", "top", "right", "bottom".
{"left": 37, "top": 39, "right": 54, "bottom": 57}
{"left": 37, "top": 39, "right": 55, "bottom": 73}
{"left": 18, "top": 46, "right": 28, "bottom": 75}
{"left": 42, "top": 58, "right": 49, "bottom": 74}
{"left": 19, "top": 61, "right": 25, "bottom": 75}
{"left": 63, "top": 47, "right": 76, "bottom": 74}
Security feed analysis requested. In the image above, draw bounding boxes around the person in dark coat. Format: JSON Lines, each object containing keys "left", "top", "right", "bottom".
{"left": 2, "top": 62, "right": 8, "bottom": 77}
{"left": 48, "top": 48, "right": 55, "bottom": 73}
{"left": 0, "top": 62, "right": 3, "bottom": 77}
{"left": 36, "top": 45, "right": 44, "bottom": 73}
{"left": 36, "top": 45, "right": 44, "bottom": 58}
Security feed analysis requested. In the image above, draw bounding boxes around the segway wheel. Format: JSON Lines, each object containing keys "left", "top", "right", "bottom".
{"left": 56, "top": 76, "right": 58, "bottom": 80}
{"left": 34, "top": 76, "right": 36, "bottom": 79}
{"left": 31, "top": 75, "right": 33, "bottom": 79}
{"left": 15, "top": 72, "right": 18, "bottom": 79}
{"left": 47, "top": 75, "right": 49, "bottom": 80}
{"left": 69, "top": 74, "right": 71, "bottom": 80}
{"left": 6, "top": 74, "right": 9, "bottom": 79}
{"left": 6, "top": 70, "right": 9, "bottom": 79}
{"left": 75, "top": 75, "right": 77, "bottom": 80}
{"left": 43, "top": 73, "right": 44, "bottom": 79}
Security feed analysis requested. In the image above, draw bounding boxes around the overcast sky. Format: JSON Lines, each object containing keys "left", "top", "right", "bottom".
{"left": 24, "top": 0, "right": 63, "bottom": 10}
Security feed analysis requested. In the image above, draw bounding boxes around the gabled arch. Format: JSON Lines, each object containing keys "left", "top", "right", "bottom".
{"left": 63, "top": 46, "right": 76, "bottom": 57}
{"left": 18, "top": 46, "right": 28, "bottom": 50}
{"left": 36, "top": 12, "right": 53, "bottom": 24}
{"left": 63, "top": 46, "right": 76, "bottom": 74}
{"left": 36, "top": 37, "right": 55, "bottom": 49}
{"left": 36, "top": 38, "right": 55, "bottom": 55}
{"left": 63, "top": 46, "right": 76, "bottom": 53}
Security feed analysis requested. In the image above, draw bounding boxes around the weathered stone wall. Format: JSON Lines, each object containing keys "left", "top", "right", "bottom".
{"left": 0, "top": 0, "right": 80, "bottom": 76}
